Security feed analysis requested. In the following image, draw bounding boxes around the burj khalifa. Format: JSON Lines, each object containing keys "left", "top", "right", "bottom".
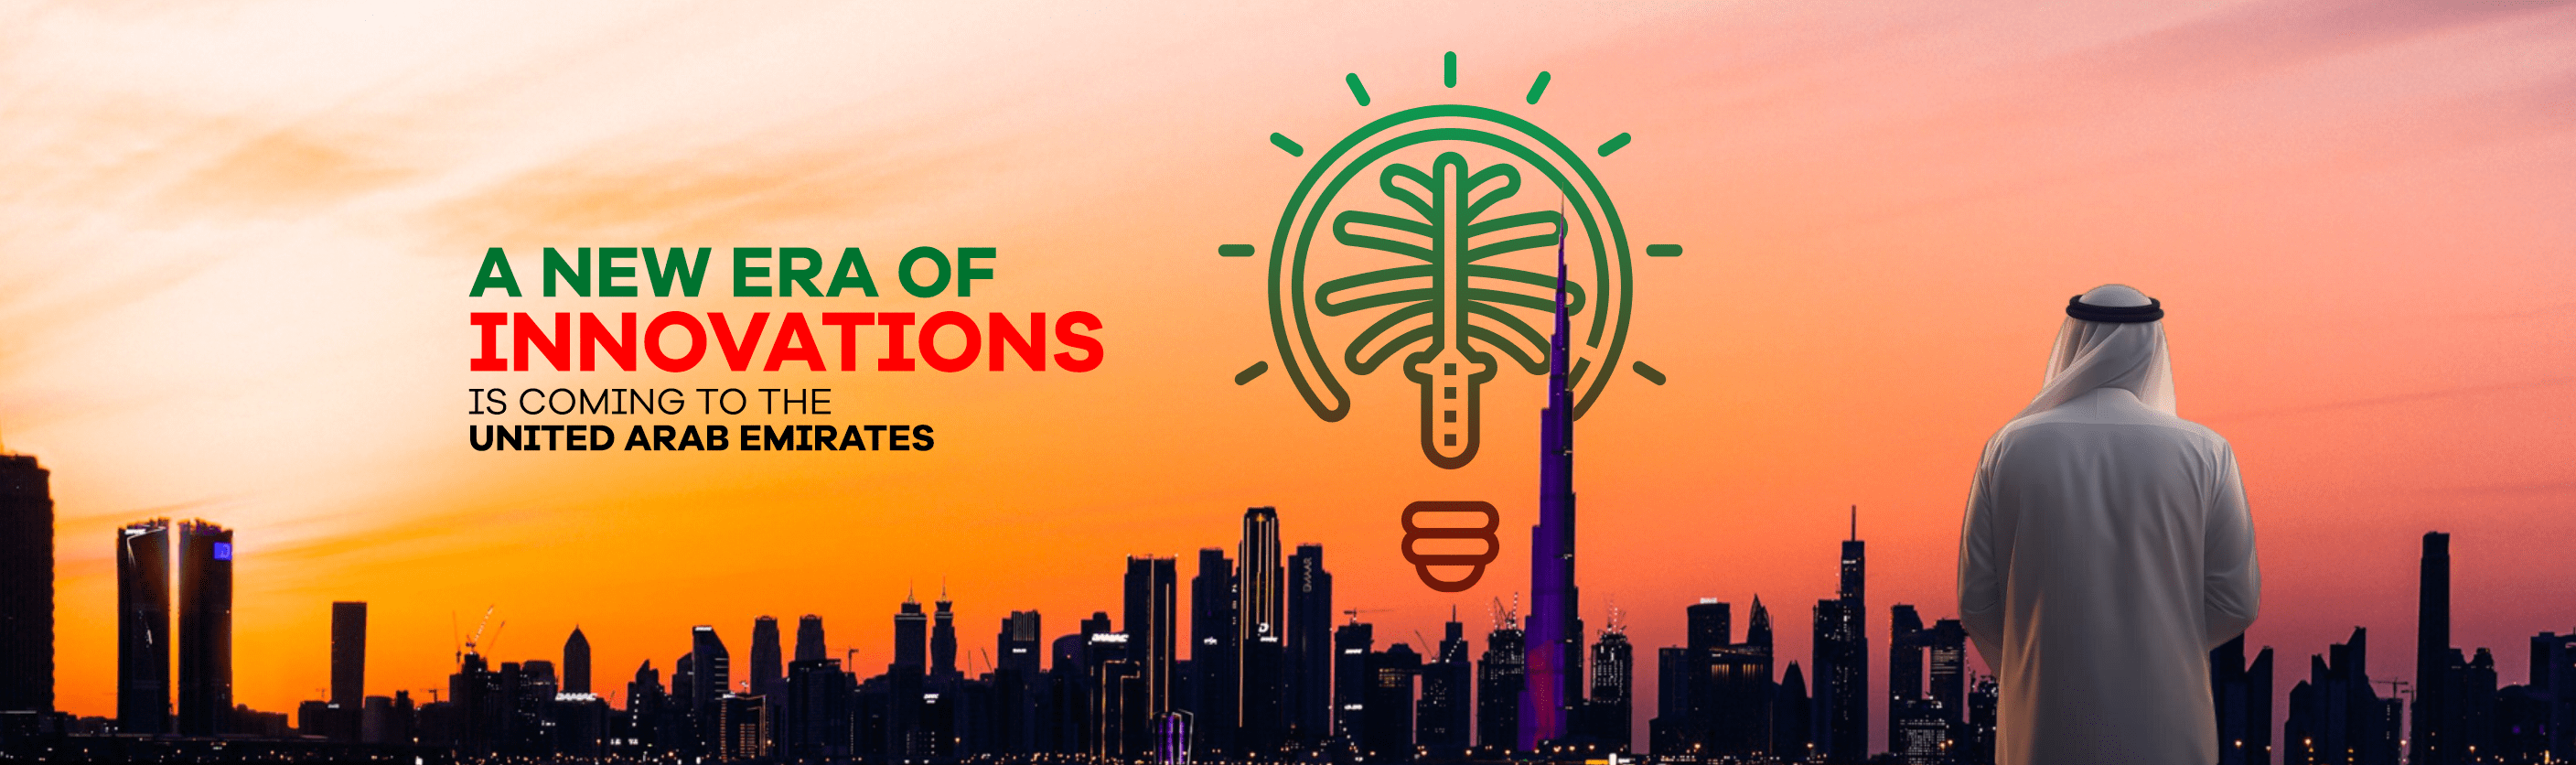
{"left": 1519, "top": 224, "right": 1582, "bottom": 750}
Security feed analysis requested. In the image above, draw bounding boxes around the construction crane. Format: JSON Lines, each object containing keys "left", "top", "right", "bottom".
{"left": 2374, "top": 678, "right": 2414, "bottom": 701}
{"left": 456, "top": 606, "right": 498, "bottom": 666}
{"left": 1343, "top": 608, "right": 1391, "bottom": 625}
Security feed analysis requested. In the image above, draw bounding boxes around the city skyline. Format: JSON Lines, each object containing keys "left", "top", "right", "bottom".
{"left": 12, "top": 454, "right": 2572, "bottom": 764}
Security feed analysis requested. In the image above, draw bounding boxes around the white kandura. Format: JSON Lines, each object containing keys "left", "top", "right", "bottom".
{"left": 1958, "top": 284, "right": 2260, "bottom": 765}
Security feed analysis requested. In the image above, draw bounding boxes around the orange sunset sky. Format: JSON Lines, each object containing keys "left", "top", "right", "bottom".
{"left": 2, "top": 0, "right": 2572, "bottom": 749}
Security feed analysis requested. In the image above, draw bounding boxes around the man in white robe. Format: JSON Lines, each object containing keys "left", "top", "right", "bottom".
{"left": 1958, "top": 284, "right": 2259, "bottom": 765}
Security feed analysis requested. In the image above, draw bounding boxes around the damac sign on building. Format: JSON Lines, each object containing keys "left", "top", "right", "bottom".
{"left": 1222, "top": 52, "right": 1680, "bottom": 469}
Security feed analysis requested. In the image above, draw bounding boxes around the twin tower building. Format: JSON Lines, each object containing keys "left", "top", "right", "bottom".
{"left": 113, "top": 518, "right": 237, "bottom": 735}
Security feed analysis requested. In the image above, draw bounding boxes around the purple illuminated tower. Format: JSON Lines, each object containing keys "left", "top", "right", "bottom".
{"left": 1520, "top": 224, "right": 1581, "bottom": 749}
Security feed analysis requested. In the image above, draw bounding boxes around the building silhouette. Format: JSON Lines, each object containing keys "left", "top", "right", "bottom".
{"left": 932, "top": 590, "right": 960, "bottom": 682}
{"left": 176, "top": 519, "right": 233, "bottom": 735}
{"left": 1523, "top": 244, "right": 1583, "bottom": 750}
{"left": 2284, "top": 627, "right": 2400, "bottom": 765}
{"left": 332, "top": 601, "right": 367, "bottom": 706}
{"left": 1362, "top": 642, "right": 1419, "bottom": 760}
{"left": 1582, "top": 617, "right": 1632, "bottom": 751}
{"left": 1774, "top": 662, "right": 1811, "bottom": 760}
{"left": 1237, "top": 506, "right": 1286, "bottom": 755}
{"left": 116, "top": 519, "right": 173, "bottom": 733}
{"left": 1419, "top": 611, "right": 1474, "bottom": 759}
{"left": 1812, "top": 507, "right": 1868, "bottom": 763}
{"left": 795, "top": 615, "right": 826, "bottom": 663}
{"left": 564, "top": 626, "right": 592, "bottom": 695}
{"left": 2210, "top": 634, "right": 2277, "bottom": 765}
{"left": 2414, "top": 532, "right": 2456, "bottom": 765}
{"left": 1124, "top": 555, "right": 1178, "bottom": 730}
{"left": 1286, "top": 543, "right": 1334, "bottom": 748}
{"left": 1189, "top": 547, "right": 1239, "bottom": 759}
{"left": 0, "top": 452, "right": 52, "bottom": 714}
{"left": 1476, "top": 603, "right": 1525, "bottom": 754}
{"left": 1333, "top": 620, "right": 1372, "bottom": 751}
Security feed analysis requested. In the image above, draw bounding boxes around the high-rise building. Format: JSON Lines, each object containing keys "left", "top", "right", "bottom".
{"left": 176, "top": 519, "right": 234, "bottom": 735}
{"left": 1523, "top": 246, "right": 1582, "bottom": 750}
{"left": 1334, "top": 620, "right": 1375, "bottom": 748}
{"left": 1364, "top": 643, "right": 1421, "bottom": 760}
{"left": 751, "top": 616, "right": 783, "bottom": 701}
{"left": 564, "top": 626, "right": 592, "bottom": 695}
{"left": 1001, "top": 610, "right": 1044, "bottom": 676}
{"left": 1238, "top": 507, "right": 1285, "bottom": 754}
{"left": 1125, "top": 555, "right": 1178, "bottom": 721}
{"left": 117, "top": 519, "right": 173, "bottom": 733}
{"left": 794, "top": 615, "right": 825, "bottom": 663}
{"left": 1419, "top": 611, "right": 1475, "bottom": 758}
{"left": 1926, "top": 620, "right": 1965, "bottom": 724}
{"left": 331, "top": 601, "right": 367, "bottom": 706}
{"left": 1286, "top": 544, "right": 1334, "bottom": 747}
{"left": 2283, "top": 627, "right": 2399, "bottom": 765}
{"left": 1712, "top": 600, "right": 1774, "bottom": 758}
{"left": 1190, "top": 548, "right": 1239, "bottom": 759}
{"left": 896, "top": 591, "right": 928, "bottom": 672}
{"left": 1812, "top": 507, "right": 1868, "bottom": 763}
{"left": 2414, "top": 532, "right": 2454, "bottom": 765}
{"left": 691, "top": 627, "right": 729, "bottom": 709}
{"left": 2211, "top": 635, "right": 2274, "bottom": 765}
{"left": 1585, "top": 621, "right": 1633, "bottom": 751}
{"left": 932, "top": 590, "right": 960, "bottom": 681}
{"left": 1887, "top": 604, "right": 1924, "bottom": 754}
{"left": 1773, "top": 662, "right": 1811, "bottom": 761}
{"left": 996, "top": 609, "right": 1044, "bottom": 755}
{"left": 1476, "top": 606, "right": 1524, "bottom": 752}
{"left": 2531, "top": 630, "right": 2576, "bottom": 762}
{"left": 0, "top": 453, "right": 52, "bottom": 714}
{"left": 1687, "top": 600, "right": 1729, "bottom": 652}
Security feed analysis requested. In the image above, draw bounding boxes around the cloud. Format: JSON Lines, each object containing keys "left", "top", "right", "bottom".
{"left": 2207, "top": 376, "right": 2575, "bottom": 422}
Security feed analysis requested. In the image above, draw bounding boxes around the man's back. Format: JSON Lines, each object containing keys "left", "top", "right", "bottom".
{"left": 1962, "top": 386, "right": 2256, "bottom": 763}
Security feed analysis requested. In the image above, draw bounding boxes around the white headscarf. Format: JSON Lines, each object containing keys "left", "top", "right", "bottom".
{"left": 2016, "top": 284, "right": 2175, "bottom": 419}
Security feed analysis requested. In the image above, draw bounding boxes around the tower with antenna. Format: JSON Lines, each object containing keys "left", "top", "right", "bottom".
{"left": 1522, "top": 210, "right": 1583, "bottom": 749}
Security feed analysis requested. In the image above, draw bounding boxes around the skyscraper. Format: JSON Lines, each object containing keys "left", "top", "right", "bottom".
{"left": 2414, "top": 532, "right": 2453, "bottom": 765}
{"left": 1335, "top": 620, "right": 1374, "bottom": 747}
{"left": 1124, "top": 555, "right": 1178, "bottom": 721}
{"left": 794, "top": 615, "right": 825, "bottom": 663}
{"left": 1363, "top": 643, "right": 1421, "bottom": 760}
{"left": 2211, "top": 634, "right": 2274, "bottom": 765}
{"left": 117, "top": 519, "right": 173, "bottom": 733}
{"left": 751, "top": 616, "right": 784, "bottom": 700}
{"left": 691, "top": 626, "right": 730, "bottom": 712}
{"left": 1421, "top": 611, "right": 1475, "bottom": 757}
{"left": 1586, "top": 620, "right": 1633, "bottom": 751}
{"left": 1774, "top": 662, "right": 1811, "bottom": 761}
{"left": 1001, "top": 610, "right": 1044, "bottom": 676}
{"left": 2285, "top": 627, "right": 2401, "bottom": 765}
{"left": 1926, "top": 620, "right": 1965, "bottom": 726}
{"left": 1812, "top": 507, "right": 1868, "bottom": 763}
{"left": 0, "top": 453, "right": 52, "bottom": 714}
{"left": 176, "top": 519, "right": 233, "bottom": 735}
{"left": 1523, "top": 232, "right": 1583, "bottom": 750}
{"left": 896, "top": 591, "right": 928, "bottom": 672}
{"left": 1476, "top": 604, "right": 1525, "bottom": 752}
{"left": 1238, "top": 507, "right": 1285, "bottom": 754}
{"left": 332, "top": 601, "right": 367, "bottom": 706}
{"left": 1887, "top": 604, "right": 1924, "bottom": 755}
{"left": 1190, "top": 547, "right": 1239, "bottom": 759}
{"left": 932, "top": 589, "right": 960, "bottom": 681}
{"left": 1286, "top": 544, "right": 1334, "bottom": 747}
{"left": 564, "top": 626, "right": 593, "bottom": 695}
